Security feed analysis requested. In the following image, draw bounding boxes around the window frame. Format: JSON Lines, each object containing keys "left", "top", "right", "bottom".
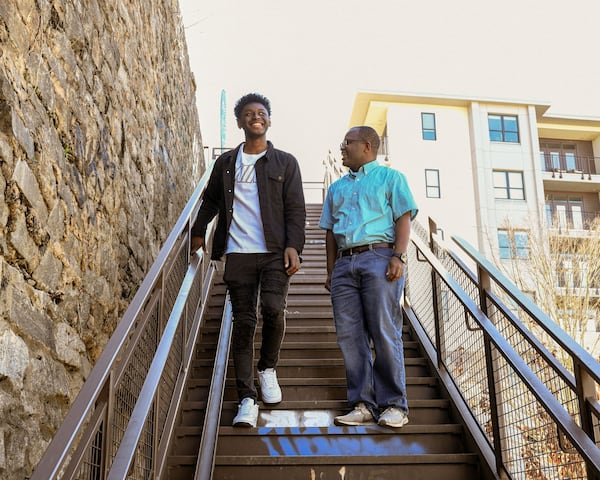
{"left": 421, "top": 112, "right": 437, "bottom": 141}
{"left": 493, "top": 170, "right": 525, "bottom": 200}
{"left": 498, "top": 229, "right": 529, "bottom": 259}
{"left": 425, "top": 168, "right": 441, "bottom": 198}
{"left": 488, "top": 114, "right": 520, "bottom": 143}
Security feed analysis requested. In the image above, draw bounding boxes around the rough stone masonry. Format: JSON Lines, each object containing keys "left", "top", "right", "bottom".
{"left": 0, "top": 1, "right": 203, "bottom": 478}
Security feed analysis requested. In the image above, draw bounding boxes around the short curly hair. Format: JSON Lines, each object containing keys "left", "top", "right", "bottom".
{"left": 234, "top": 93, "right": 271, "bottom": 119}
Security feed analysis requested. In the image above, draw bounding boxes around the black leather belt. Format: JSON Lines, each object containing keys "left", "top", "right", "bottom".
{"left": 338, "top": 242, "right": 394, "bottom": 258}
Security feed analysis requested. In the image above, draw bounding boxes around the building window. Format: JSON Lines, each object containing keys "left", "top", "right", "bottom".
{"left": 539, "top": 142, "right": 579, "bottom": 172}
{"left": 425, "top": 169, "right": 441, "bottom": 198}
{"left": 493, "top": 171, "right": 525, "bottom": 200}
{"left": 498, "top": 229, "right": 529, "bottom": 259}
{"left": 421, "top": 113, "right": 436, "bottom": 140}
{"left": 488, "top": 114, "right": 519, "bottom": 143}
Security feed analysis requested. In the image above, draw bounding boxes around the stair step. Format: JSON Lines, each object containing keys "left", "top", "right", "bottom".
{"left": 213, "top": 425, "right": 466, "bottom": 456}
{"left": 180, "top": 399, "right": 452, "bottom": 426}
{"left": 168, "top": 453, "right": 480, "bottom": 480}
{"left": 190, "top": 357, "right": 431, "bottom": 379}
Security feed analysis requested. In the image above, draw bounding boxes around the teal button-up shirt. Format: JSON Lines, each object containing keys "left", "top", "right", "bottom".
{"left": 319, "top": 160, "right": 418, "bottom": 250}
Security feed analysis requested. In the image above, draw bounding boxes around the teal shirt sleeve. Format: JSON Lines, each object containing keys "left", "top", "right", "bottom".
{"left": 390, "top": 171, "right": 418, "bottom": 221}
{"left": 319, "top": 185, "right": 334, "bottom": 230}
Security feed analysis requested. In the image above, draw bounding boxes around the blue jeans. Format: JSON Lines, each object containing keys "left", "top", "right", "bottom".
{"left": 223, "top": 253, "right": 290, "bottom": 401}
{"left": 330, "top": 248, "right": 408, "bottom": 415}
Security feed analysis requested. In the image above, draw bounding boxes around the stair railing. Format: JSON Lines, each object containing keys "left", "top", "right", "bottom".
{"left": 322, "top": 150, "right": 345, "bottom": 201}
{"left": 194, "top": 295, "right": 233, "bottom": 480}
{"left": 31, "top": 162, "right": 217, "bottom": 480}
{"left": 405, "top": 218, "right": 600, "bottom": 480}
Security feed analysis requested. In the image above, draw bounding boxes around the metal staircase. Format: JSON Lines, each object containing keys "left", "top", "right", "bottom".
{"left": 165, "top": 204, "right": 484, "bottom": 479}
{"left": 31, "top": 158, "right": 600, "bottom": 479}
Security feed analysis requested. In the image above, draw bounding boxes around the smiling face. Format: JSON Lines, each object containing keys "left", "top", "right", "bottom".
{"left": 236, "top": 102, "right": 271, "bottom": 139}
{"left": 340, "top": 127, "right": 369, "bottom": 172}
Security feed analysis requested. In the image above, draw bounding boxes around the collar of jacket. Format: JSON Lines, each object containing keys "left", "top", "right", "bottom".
{"left": 229, "top": 140, "right": 274, "bottom": 162}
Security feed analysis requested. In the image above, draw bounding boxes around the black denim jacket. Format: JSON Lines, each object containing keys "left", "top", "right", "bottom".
{"left": 191, "top": 142, "right": 306, "bottom": 260}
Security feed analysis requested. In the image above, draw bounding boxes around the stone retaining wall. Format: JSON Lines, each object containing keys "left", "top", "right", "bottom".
{"left": 0, "top": 1, "right": 203, "bottom": 477}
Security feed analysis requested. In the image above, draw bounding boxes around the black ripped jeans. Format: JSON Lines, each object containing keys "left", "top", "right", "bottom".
{"left": 223, "top": 253, "right": 290, "bottom": 402}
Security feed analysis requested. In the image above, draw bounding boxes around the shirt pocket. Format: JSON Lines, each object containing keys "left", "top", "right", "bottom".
{"left": 267, "top": 171, "right": 285, "bottom": 204}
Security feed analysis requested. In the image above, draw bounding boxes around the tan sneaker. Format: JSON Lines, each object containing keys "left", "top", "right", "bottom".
{"left": 378, "top": 407, "right": 409, "bottom": 428}
{"left": 334, "top": 403, "right": 374, "bottom": 426}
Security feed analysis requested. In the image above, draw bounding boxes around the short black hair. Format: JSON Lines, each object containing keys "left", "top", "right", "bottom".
{"left": 234, "top": 93, "right": 271, "bottom": 119}
{"left": 355, "top": 126, "right": 381, "bottom": 153}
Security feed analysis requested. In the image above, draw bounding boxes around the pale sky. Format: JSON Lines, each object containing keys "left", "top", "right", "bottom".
{"left": 179, "top": 0, "right": 600, "bottom": 182}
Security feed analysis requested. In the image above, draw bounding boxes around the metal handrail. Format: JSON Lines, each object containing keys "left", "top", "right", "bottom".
{"left": 195, "top": 295, "right": 233, "bottom": 480}
{"left": 31, "top": 161, "right": 217, "bottom": 480}
{"left": 454, "top": 234, "right": 600, "bottom": 384}
{"left": 106, "top": 253, "right": 210, "bottom": 479}
{"left": 406, "top": 219, "right": 600, "bottom": 479}
{"left": 322, "top": 150, "right": 345, "bottom": 201}
{"left": 430, "top": 226, "right": 579, "bottom": 396}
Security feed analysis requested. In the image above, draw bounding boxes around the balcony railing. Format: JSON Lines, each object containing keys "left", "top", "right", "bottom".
{"left": 541, "top": 154, "right": 598, "bottom": 180}
{"left": 546, "top": 210, "right": 600, "bottom": 235}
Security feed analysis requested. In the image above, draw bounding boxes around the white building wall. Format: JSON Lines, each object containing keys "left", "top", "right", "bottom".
{"left": 385, "top": 103, "right": 480, "bottom": 248}
{"left": 375, "top": 98, "right": 561, "bottom": 262}
{"left": 469, "top": 103, "right": 544, "bottom": 257}
{"left": 467, "top": 103, "right": 545, "bottom": 296}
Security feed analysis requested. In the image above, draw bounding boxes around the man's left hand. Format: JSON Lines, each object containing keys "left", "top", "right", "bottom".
{"left": 385, "top": 256, "right": 404, "bottom": 282}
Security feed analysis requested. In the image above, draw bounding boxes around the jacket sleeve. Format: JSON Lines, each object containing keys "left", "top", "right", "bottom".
{"left": 283, "top": 154, "right": 306, "bottom": 254}
{"left": 191, "top": 160, "right": 223, "bottom": 238}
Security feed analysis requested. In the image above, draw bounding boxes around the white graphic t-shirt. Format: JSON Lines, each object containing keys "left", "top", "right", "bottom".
{"left": 226, "top": 146, "right": 269, "bottom": 253}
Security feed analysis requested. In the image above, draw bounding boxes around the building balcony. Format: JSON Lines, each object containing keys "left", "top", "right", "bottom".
{"left": 555, "top": 285, "right": 600, "bottom": 299}
{"left": 546, "top": 209, "right": 600, "bottom": 237}
{"left": 541, "top": 156, "right": 600, "bottom": 193}
{"left": 541, "top": 154, "right": 598, "bottom": 178}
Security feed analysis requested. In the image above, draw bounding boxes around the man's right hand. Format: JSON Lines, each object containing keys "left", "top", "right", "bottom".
{"left": 190, "top": 236, "right": 206, "bottom": 254}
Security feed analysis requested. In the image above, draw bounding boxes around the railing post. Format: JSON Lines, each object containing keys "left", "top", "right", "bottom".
{"left": 477, "top": 265, "right": 509, "bottom": 477}
{"left": 574, "top": 358, "right": 600, "bottom": 479}
{"left": 428, "top": 218, "right": 445, "bottom": 367}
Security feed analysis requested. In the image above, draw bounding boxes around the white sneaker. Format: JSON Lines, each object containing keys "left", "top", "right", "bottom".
{"left": 232, "top": 397, "right": 258, "bottom": 427}
{"left": 258, "top": 368, "right": 282, "bottom": 404}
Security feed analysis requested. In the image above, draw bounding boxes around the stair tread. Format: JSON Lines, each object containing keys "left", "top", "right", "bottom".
{"left": 177, "top": 423, "right": 463, "bottom": 436}
{"left": 192, "top": 357, "right": 428, "bottom": 367}
{"left": 182, "top": 398, "right": 450, "bottom": 409}
{"left": 170, "top": 452, "right": 479, "bottom": 465}
{"left": 189, "top": 376, "right": 438, "bottom": 386}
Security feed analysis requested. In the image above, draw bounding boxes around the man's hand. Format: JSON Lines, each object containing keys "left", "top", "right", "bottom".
{"left": 284, "top": 247, "right": 301, "bottom": 276}
{"left": 385, "top": 256, "right": 404, "bottom": 282}
{"left": 191, "top": 236, "right": 206, "bottom": 254}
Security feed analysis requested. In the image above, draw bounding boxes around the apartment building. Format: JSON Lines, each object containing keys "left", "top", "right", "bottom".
{"left": 348, "top": 91, "right": 600, "bottom": 348}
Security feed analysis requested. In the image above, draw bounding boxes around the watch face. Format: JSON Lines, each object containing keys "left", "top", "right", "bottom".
{"left": 393, "top": 252, "right": 408, "bottom": 263}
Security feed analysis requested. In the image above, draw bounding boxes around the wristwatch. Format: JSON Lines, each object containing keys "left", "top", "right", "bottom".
{"left": 392, "top": 252, "right": 408, "bottom": 264}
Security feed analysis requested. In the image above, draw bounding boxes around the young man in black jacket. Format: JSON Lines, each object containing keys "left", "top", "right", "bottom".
{"left": 191, "top": 93, "right": 306, "bottom": 427}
